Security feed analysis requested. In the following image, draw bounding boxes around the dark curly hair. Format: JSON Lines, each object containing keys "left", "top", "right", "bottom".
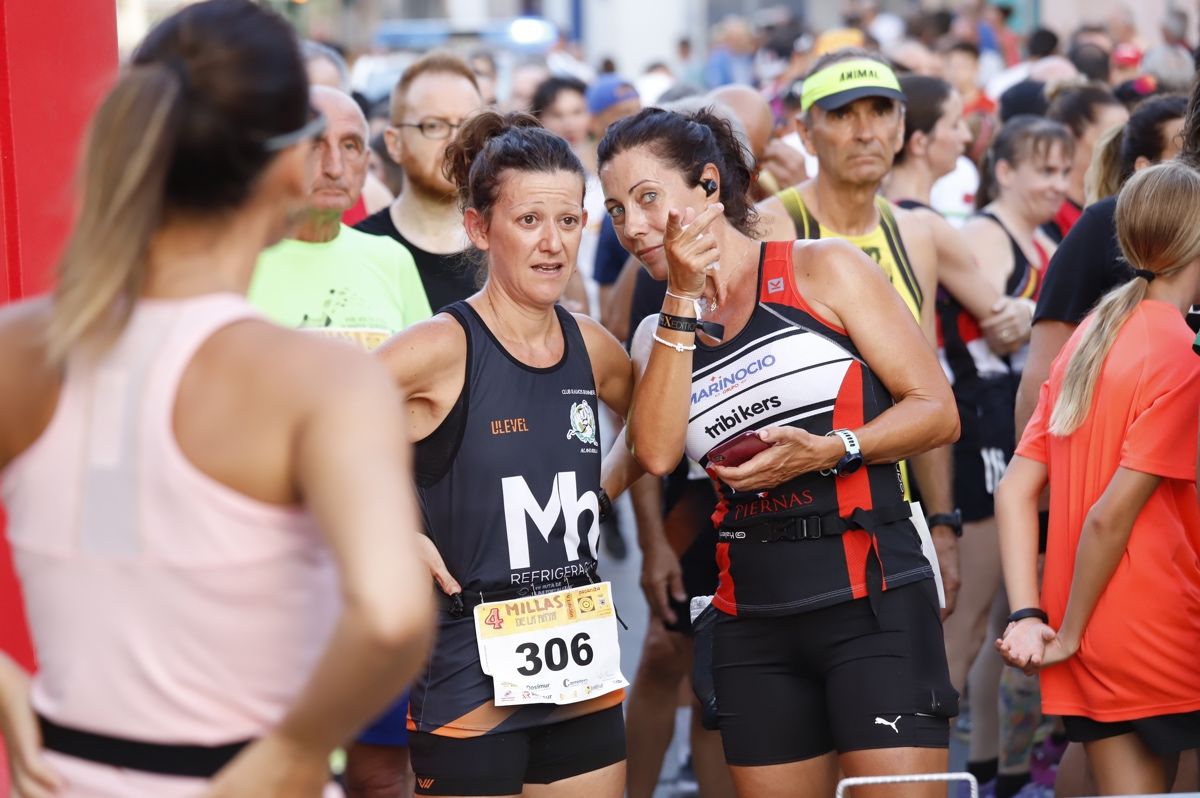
{"left": 596, "top": 106, "right": 760, "bottom": 237}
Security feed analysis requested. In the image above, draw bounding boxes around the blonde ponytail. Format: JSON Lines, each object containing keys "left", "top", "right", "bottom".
{"left": 47, "top": 63, "right": 185, "bottom": 364}
{"left": 1048, "top": 279, "right": 1146, "bottom": 435}
{"left": 1049, "top": 161, "right": 1200, "bottom": 435}
{"left": 1085, "top": 124, "right": 1124, "bottom": 206}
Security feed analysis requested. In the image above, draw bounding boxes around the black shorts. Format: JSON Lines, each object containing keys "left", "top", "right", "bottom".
{"left": 953, "top": 375, "right": 1017, "bottom": 523}
{"left": 408, "top": 706, "right": 625, "bottom": 795}
{"left": 706, "top": 580, "right": 957, "bottom": 766}
{"left": 1063, "top": 710, "right": 1200, "bottom": 755}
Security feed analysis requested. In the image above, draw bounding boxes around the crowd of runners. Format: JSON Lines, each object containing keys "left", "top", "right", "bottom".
{"left": 0, "top": 1, "right": 1198, "bottom": 797}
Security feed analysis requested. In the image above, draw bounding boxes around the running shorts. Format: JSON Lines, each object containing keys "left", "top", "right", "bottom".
{"left": 408, "top": 705, "right": 625, "bottom": 795}
{"left": 705, "top": 580, "right": 957, "bottom": 765}
{"left": 953, "top": 374, "right": 1017, "bottom": 523}
{"left": 1063, "top": 710, "right": 1200, "bottom": 755}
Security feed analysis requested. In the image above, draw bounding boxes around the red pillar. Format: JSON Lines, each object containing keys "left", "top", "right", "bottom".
{"left": 0, "top": 0, "right": 117, "bottom": 787}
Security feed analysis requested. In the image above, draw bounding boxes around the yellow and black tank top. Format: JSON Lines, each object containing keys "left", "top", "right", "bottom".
{"left": 776, "top": 188, "right": 923, "bottom": 322}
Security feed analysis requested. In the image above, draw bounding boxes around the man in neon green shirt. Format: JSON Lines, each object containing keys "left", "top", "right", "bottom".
{"left": 251, "top": 86, "right": 431, "bottom": 350}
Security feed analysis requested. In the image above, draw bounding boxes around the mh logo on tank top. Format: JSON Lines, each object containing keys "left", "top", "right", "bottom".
{"left": 501, "top": 472, "right": 600, "bottom": 588}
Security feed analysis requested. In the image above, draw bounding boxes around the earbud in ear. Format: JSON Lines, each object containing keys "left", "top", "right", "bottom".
{"left": 702, "top": 179, "right": 718, "bottom": 197}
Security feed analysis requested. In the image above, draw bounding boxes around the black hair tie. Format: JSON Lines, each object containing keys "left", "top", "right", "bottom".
{"left": 1133, "top": 268, "right": 1157, "bottom": 282}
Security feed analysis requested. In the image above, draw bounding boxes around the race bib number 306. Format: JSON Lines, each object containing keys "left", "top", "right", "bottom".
{"left": 474, "top": 583, "right": 628, "bottom": 707}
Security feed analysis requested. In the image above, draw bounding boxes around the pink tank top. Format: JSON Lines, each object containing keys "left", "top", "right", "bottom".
{"left": 3, "top": 294, "right": 339, "bottom": 751}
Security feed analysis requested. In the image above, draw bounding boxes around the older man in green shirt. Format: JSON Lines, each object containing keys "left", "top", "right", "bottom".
{"left": 251, "top": 86, "right": 431, "bottom": 350}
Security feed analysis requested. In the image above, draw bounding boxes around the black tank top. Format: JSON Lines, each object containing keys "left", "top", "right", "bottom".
{"left": 417, "top": 301, "right": 603, "bottom": 595}
{"left": 938, "top": 211, "right": 1043, "bottom": 385}
{"left": 408, "top": 301, "right": 623, "bottom": 738}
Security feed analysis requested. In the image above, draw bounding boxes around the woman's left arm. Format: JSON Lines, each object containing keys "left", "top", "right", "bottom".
{"left": 711, "top": 240, "right": 958, "bottom": 490}
{"left": 816, "top": 239, "right": 959, "bottom": 461}
{"left": 1047, "top": 468, "right": 1160, "bottom": 663}
{"left": 577, "top": 314, "right": 642, "bottom": 500}
{"left": 578, "top": 313, "right": 634, "bottom": 418}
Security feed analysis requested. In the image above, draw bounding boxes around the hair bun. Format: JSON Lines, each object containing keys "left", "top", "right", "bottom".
{"left": 443, "top": 110, "right": 540, "bottom": 190}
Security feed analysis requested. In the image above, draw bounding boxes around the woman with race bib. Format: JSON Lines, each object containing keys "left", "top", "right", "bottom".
{"left": 598, "top": 106, "right": 960, "bottom": 798}
{"left": 374, "top": 111, "right": 633, "bottom": 798}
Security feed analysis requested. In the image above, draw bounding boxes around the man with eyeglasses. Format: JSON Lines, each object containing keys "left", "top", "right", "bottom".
{"left": 356, "top": 51, "right": 485, "bottom": 313}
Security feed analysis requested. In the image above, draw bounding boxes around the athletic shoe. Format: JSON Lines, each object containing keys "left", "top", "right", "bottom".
{"left": 1030, "top": 735, "right": 1068, "bottom": 788}
{"left": 959, "top": 778, "right": 995, "bottom": 798}
{"left": 1012, "top": 781, "right": 1054, "bottom": 798}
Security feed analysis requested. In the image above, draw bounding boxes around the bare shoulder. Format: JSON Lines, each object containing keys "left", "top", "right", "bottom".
{"left": 203, "top": 320, "right": 397, "bottom": 410}
{"left": 891, "top": 204, "right": 936, "bottom": 251}
{"left": 0, "top": 298, "right": 58, "bottom": 461}
{"left": 573, "top": 312, "right": 624, "bottom": 357}
{"left": 897, "top": 204, "right": 949, "bottom": 234}
{"left": 753, "top": 192, "right": 796, "bottom": 241}
{"left": 0, "top": 296, "right": 53, "bottom": 369}
{"left": 375, "top": 312, "right": 467, "bottom": 387}
{"left": 791, "top": 237, "right": 882, "bottom": 285}
{"left": 960, "top": 212, "right": 1008, "bottom": 244}
{"left": 789, "top": 239, "right": 895, "bottom": 330}
{"left": 0, "top": 297, "right": 57, "bottom": 398}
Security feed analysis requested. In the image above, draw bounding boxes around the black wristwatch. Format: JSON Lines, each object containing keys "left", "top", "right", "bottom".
{"left": 597, "top": 487, "right": 614, "bottom": 523}
{"left": 824, "top": 429, "right": 863, "bottom": 476}
{"left": 926, "top": 509, "right": 963, "bottom": 537}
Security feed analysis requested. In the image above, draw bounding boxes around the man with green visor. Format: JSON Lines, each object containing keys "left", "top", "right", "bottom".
{"left": 757, "top": 48, "right": 965, "bottom": 617}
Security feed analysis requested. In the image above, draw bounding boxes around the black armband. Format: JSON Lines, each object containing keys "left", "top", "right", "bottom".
{"left": 1007, "top": 607, "right": 1049, "bottom": 625}
{"left": 658, "top": 312, "right": 725, "bottom": 342}
{"left": 926, "top": 510, "right": 963, "bottom": 537}
{"left": 658, "top": 312, "right": 697, "bottom": 333}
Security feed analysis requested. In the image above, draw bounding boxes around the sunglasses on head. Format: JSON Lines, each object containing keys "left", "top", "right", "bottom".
{"left": 263, "top": 105, "right": 327, "bottom": 152}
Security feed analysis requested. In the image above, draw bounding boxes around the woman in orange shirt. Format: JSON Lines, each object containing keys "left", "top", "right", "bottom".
{"left": 995, "top": 159, "right": 1200, "bottom": 795}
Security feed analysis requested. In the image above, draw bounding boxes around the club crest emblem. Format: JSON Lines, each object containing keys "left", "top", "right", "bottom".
{"left": 566, "top": 401, "right": 598, "bottom": 446}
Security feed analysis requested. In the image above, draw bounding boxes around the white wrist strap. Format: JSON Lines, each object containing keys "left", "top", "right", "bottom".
{"left": 653, "top": 332, "right": 696, "bottom": 352}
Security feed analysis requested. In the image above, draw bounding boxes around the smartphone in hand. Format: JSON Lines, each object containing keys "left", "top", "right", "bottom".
{"left": 706, "top": 430, "right": 771, "bottom": 467}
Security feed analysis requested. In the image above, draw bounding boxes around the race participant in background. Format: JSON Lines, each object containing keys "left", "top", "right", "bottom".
{"left": 356, "top": 52, "right": 484, "bottom": 312}
{"left": 885, "top": 73, "right": 1033, "bottom": 358}
{"left": 300, "top": 40, "right": 394, "bottom": 222}
{"left": 1041, "top": 83, "right": 1127, "bottom": 243}
{"left": 247, "top": 84, "right": 432, "bottom": 798}
{"left": 949, "top": 115, "right": 1074, "bottom": 798}
{"left": 251, "top": 86, "right": 431, "bottom": 351}
{"left": 1016, "top": 91, "right": 1192, "bottom": 436}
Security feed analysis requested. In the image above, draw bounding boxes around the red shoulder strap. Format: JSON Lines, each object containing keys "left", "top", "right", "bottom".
{"left": 758, "top": 240, "right": 800, "bottom": 304}
{"left": 758, "top": 239, "right": 848, "bottom": 335}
